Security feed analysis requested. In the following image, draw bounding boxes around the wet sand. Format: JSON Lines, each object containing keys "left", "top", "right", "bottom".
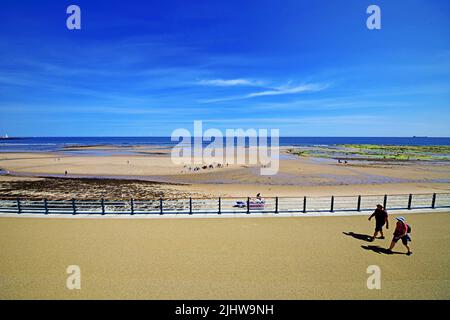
{"left": 0, "top": 212, "right": 449, "bottom": 299}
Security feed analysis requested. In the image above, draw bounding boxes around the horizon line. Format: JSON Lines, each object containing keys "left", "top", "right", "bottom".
{"left": 2, "top": 136, "right": 449, "bottom": 139}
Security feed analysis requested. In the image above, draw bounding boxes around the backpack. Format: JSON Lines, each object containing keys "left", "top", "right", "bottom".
{"left": 405, "top": 223, "right": 412, "bottom": 233}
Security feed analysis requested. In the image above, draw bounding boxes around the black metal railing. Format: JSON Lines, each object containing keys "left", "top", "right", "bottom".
{"left": 0, "top": 193, "right": 449, "bottom": 215}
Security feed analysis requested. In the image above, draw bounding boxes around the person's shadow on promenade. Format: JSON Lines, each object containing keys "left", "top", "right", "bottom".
{"left": 361, "top": 245, "right": 404, "bottom": 255}
{"left": 343, "top": 232, "right": 406, "bottom": 255}
{"left": 343, "top": 231, "right": 372, "bottom": 242}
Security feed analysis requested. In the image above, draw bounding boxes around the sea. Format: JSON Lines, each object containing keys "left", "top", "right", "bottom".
{"left": 0, "top": 137, "right": 449, "bottom": 153}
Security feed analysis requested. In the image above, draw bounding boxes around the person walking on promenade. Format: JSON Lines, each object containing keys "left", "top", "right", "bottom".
{"left": 388, "top": 216, "right": 413, "bottom": 256}
{"left": 368, "top": 204, "right": 389, "bottom": 241}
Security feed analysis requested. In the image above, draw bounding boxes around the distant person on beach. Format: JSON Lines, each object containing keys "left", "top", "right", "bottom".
{"left": 255, "top": 193, "right": 264, "bottom": 203}
{"left": 368, "top": 204, "right": 389, "bottom": 241}
{"left": 388, "top": 216, "right": 412, "bottom": 256}
{"left": 64, "top": 170, "right": 68, "bottom": 176}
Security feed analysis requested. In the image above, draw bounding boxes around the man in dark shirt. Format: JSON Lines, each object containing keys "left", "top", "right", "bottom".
{"left": 368, "top": 204, "right": 389, "bottom": 241}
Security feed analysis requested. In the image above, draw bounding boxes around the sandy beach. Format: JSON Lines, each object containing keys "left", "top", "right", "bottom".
{"left": 1, "top": 149, "right": 450, "bottom": 199}
{"left": 0, "top": 212, "right": 449, "bottom": 299}
{"left": 1, "top": 146, "right": 449, "bottom": 299}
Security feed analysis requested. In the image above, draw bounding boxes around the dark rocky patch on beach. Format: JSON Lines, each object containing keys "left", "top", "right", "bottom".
{"left": 0, "top": 176, "right": 199, "bottom": 200}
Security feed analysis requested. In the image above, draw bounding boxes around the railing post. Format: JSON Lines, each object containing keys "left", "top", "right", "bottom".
{"left": 303, "top": 196, "right": 307, "bottom": 213}
{"left": 408, "top": 194, "right": 413, "bottom": 210}
{"left": 431, "top": 193, "right": 436, "bottom": 209}
{"left": 17, "top": 198, "right": 21, "bottom": 214}
{"left": 72, "top": 198, "right": 77, "bottom": 215}
{"left": 44, "top": 198, "right": 48, "bottom": 215}
{"left": 159, "top": 197, "right": 163, "bottom": 215}
{"left": 101, "top": 198, "right": 105, "bottom": 215}
{"left": 357, "top": 195, "right": 361, "bottom": 212}
{"left": 275, "top": 197, "right": 279, "bottom": 214}
{"left": 383, "top": 194, "right": 388, "bottom": 209}
{"left": 130, "top": 198, "right": 134, "bottom": 215}
{"left": 189, "top": 197, "right": 193, "bottom": 215}
{"left": 247, "top": 197, "right": 250, "bottom": 214}
{"left": 218, "top": 197, "right": 221, "bottom": 214}
{"left": 330, "top": 196, "right": 334, "bottom": 213}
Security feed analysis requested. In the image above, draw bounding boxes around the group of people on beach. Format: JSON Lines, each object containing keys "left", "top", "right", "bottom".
{"left": 183, "top": 162, "right": 229, "bottom": 173}
{"left": 368, "top": 204, "right": 413, "bottom": 255}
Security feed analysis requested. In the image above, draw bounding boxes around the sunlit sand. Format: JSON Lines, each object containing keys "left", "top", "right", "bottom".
{"left": 0, "top": 212, "right": 449, "bottom": 299}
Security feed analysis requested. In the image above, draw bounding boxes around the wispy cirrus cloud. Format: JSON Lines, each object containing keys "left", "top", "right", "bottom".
{"left": 247, "top": 83, "right": 328, "bottom": 98}
{"left": 197, "top": 78, "right": 262, "bottom": 87}
{"left": 200, "top": 82, "right": 328, "bottom": 103}
{"left": 201, "top": 115, "right": 383, "bottom": 125}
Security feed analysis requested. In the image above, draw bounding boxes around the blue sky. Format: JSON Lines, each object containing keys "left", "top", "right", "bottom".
{"left": 0, "top": 0, "right": 449, "bottom": 136}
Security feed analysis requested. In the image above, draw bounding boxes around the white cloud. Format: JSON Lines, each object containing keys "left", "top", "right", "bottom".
{"left": 247, "top": 83, "right": 328, "bottom": 98}
{"left": 197, "top": 79, "right": 261, "bottom": 87}
{"left": 200, "top": 82, "right": 328, "bottom": 103}
{"left": 202, "top": 115, "right": 381, "bottom": 124}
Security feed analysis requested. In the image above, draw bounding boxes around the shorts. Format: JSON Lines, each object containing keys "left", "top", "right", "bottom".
{"left": 375, "top": 222, "right": 385, "bottom": 232}
{"left": 393, "top": 234, "right": 411, "bottom": 245}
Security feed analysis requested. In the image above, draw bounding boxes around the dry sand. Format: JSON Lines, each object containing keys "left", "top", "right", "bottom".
{"left": 0, "top": 212, "right": 449, "bottom": 299}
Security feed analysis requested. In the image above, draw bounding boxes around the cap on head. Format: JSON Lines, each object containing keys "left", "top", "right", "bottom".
{"left": 376, "top": 204, "right": 383, "bottom": 208}
{"left": 396, "top": 216, "right": 406, "bottom": 223}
